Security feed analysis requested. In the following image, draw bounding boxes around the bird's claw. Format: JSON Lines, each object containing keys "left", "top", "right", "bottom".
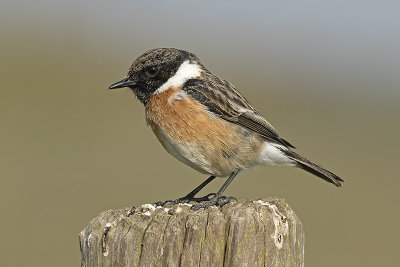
{"left": 154, "top": 193, "right": 217, "bottom": 207}
{"left": 191, "top": 195, "right": 237, "bottom": 210}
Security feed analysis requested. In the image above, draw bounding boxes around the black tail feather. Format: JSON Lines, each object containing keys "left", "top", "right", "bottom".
{"left": 282, "top": 149, "right": 344, "bottom": 187}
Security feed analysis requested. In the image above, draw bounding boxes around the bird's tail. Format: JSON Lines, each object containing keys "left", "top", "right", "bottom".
{"left": 281, "top": 149, "right": 345, "bottom": 187}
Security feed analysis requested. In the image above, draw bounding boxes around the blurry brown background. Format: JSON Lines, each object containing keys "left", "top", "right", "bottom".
{"left": 1, "top": 1, "right": 399, "bottom": 266}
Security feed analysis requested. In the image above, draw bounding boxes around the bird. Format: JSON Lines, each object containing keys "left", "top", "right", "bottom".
{"left": 109, "top": 48, "right": 344, "bottom": 210}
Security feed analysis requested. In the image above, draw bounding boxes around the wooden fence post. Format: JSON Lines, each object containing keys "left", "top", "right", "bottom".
{"left": 79, "top": 198, "right": 304, "bottom": 267}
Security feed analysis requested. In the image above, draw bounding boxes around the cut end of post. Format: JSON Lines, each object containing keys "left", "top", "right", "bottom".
{"left": 79, "top": 198, "right": 304, "bottom": 267}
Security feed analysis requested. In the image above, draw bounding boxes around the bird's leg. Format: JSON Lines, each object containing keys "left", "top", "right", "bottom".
{"left": 191, "top": 171, "right": 239, "bottom": 210}
{"left": 155, "top": 176, "right": 216, "bottom": 206}
{"left": 179, "top": 175, "right": 216, "bottom": 202}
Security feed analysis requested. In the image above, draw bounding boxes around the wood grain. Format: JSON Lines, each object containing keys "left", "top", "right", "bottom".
{"left": 79, "top": 198, "right": 304, "bottom": 267}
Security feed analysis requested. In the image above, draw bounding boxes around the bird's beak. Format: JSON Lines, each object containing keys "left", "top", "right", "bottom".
{"left": 108, "top": 78, "right": 137, "bottom": 89}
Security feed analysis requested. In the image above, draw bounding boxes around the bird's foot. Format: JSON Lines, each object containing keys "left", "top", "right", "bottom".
{"left": 154, "top": 193, "right": 216, "bottom": 207}
{"left": 191, "top": 195, "right": 237, "bottom": 210}
{"left": 126, "top": 206, "right": 136, "bottom": 217}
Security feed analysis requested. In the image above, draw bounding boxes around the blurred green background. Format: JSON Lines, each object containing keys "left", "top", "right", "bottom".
{"left": 1, "top": 1, "right": 399, "bottom": 266}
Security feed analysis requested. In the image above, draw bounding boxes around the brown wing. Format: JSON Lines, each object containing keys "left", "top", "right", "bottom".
{"left": 182, "top": 73, "right": 295, "bottom": 148}
{"left": 236, "top": 111, "right": 295, "bottom": 148}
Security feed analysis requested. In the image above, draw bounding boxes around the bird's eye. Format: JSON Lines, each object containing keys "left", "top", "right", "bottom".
{"left": 147, "top": 66, "right": 158, "bottom": 76}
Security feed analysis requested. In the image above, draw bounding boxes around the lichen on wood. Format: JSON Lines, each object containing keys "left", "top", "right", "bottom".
{"left": 79, "top": 198, "right": 304, "bottom": 267}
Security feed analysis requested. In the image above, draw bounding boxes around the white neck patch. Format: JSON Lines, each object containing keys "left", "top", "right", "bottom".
{"left": 153, "top": 60, "right": 201, "bottom": 95}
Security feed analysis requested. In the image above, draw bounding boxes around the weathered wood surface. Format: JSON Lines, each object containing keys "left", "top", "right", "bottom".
{"left": 79, "top": 198, "right": 304, "bottom": 267}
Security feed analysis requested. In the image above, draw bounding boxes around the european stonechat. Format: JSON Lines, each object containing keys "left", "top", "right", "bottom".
{"left": 109, "top": 48, "right": 344, "bottom": 210}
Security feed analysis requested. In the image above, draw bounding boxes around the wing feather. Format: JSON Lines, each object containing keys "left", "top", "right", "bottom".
{"left": 183, "top": 74, "right": 295, "bottom": 148}
{"left": 236, "top": 112, "right": 295, "bottom": 148}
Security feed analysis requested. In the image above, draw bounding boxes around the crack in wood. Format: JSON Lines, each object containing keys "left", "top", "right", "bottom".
{"left": 80, "top": 198, "right": 304, "bottom": 267}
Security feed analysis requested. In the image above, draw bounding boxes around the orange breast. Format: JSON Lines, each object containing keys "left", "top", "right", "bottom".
{"left": 145, "top": 86, "right": 263, "bottom": 176}
{"left": 146, "top": 87, "right": 236, "bottom": 147}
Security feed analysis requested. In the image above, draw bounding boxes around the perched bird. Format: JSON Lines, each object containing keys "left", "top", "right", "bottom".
{"left": 109, "top": 48, "right": 344, "bottom": 210}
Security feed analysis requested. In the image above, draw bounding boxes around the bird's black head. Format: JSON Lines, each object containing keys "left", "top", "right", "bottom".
{"left": 109, "top": 48, "right": 199, "bottom": 103}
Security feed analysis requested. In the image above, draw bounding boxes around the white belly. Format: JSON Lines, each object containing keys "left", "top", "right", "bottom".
{"left": 154, "top": 126, "right": 217, "bottom": 175}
